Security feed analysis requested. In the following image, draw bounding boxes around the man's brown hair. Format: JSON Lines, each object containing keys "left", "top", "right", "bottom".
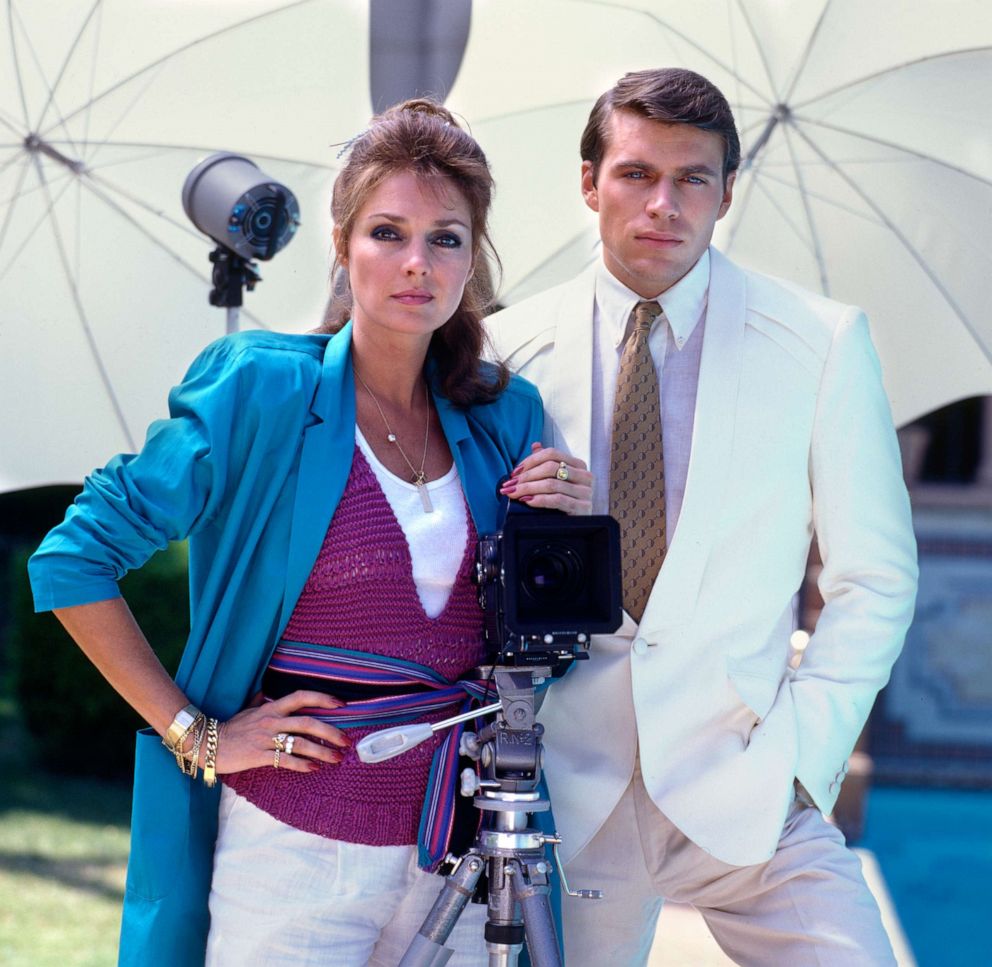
{"left": 581, "top": 68, "right": 741, "bottom": 184}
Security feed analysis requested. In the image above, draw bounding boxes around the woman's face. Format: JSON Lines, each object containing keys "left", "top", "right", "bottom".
{"left": 337, "top": 170, "right": 474, "bottom": 349}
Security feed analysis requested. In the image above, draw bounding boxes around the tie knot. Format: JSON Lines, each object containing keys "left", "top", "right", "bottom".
{"left": 632, "top": 300, "right": 662, "bottom": 333}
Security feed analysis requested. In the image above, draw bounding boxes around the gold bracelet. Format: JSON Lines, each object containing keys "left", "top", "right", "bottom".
{"left": 168, "top": 711, "right": 204, "bottom": 776}
{"left": 184, "top": 715, "right": 206, "bottom": 780}
{"left": 163, "top": 704, "right": 201, "bottom": 753}
{"left": 203, "top": 718, "right": 220, "bottom": 788}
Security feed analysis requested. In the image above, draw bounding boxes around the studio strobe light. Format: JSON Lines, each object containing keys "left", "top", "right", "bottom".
{"left": 182, "top": 152, "right": 301, "bottom": 331}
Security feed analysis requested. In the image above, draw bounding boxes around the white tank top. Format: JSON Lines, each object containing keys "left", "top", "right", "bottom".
{"left": 355, "top": 427, "right": 469, "bottom": 619}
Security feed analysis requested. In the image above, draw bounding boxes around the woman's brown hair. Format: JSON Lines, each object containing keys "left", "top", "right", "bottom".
{"left": 319, "top": 98, "right": 508, "bottom": 406}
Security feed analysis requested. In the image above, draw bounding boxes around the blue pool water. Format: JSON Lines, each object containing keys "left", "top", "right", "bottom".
{"left": 860, "top": 787, "right": 992, "bottom": 967}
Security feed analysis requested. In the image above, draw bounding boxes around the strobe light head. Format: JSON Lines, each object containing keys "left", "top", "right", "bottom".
{"left": 182, "top": 152, "right": 300, "bottom": 261}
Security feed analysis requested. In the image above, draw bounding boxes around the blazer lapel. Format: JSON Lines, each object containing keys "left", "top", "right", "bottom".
{"left": 642, "top": 248, "right": 746, "bottom": 630}
{"left": 431, "top": 381, "right": 482, "bottom": 523}
{"left": 278, "top": 324, "right": 357, "bottom": 632}
{"left": 549, "top": 267, "right": 597, "bottom": 464}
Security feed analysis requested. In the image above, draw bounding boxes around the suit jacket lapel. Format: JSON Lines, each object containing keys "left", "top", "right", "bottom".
{"left": 549, "top": 267, "right": 597, "bottom": 463}
{"left": 643, "top": 248, "right": 746, "bottom": 630}
{"left": 278, "top": 324, "right": 356, "bottom": 632}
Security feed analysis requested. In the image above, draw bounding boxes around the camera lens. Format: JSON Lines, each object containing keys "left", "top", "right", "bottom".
{"left": 521, "top": 543, "right": 583, "bottom": 603}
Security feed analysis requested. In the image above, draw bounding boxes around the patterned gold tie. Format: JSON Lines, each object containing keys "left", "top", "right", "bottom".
{"left": 610, "top": 300, "right": 666, "bottom": 622}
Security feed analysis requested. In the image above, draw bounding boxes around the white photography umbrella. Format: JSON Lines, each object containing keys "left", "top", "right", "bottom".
{"left": 0, "top": 0, "right": 372, "bottom": 492}
{"left": 448, "top": 0, "right": 992, "bottom": 426}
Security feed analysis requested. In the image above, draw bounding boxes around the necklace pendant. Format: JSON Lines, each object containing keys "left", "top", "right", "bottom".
{"left": 387, "top": 433, "right": 397, "bottom": 443}
{"left": 415, "top": 476, "right": 434, "bottom": 514}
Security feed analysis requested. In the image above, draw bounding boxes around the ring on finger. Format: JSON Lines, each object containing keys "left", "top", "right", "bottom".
{"left": 273, "top": 732, "right": 289, "bottom": 752}
{"left": 284, "top": 735, "right": 296, "bottom": 756}
{"left": 555, "top": 461, "right": 570, "bottom": 482}
{"left": 274, "top": 748, "right": 281, "bottom": 769}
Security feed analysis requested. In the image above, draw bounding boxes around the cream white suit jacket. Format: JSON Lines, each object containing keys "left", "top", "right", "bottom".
{"left": 487, "top": 247, "right": 918, "bottom": 866}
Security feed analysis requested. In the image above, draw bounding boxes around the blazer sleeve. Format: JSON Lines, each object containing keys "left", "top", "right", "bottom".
{"left": 792, "top": 308, "right": 918, "bottom": 811}
{"left": 28, "top": 340, "right": 245, "bottom": 612}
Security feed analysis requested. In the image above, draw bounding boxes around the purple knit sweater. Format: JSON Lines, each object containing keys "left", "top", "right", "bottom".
{"left": 224, "top": 446, "right": 485, "bottom": 846}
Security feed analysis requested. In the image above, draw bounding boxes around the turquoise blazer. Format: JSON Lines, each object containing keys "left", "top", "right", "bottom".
{"left": 29, "top": 323, "right": 544, "bottom": 966}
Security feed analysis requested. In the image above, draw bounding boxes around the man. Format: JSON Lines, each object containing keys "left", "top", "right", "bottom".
{"left": 488, "top": 69, "right": 918, "bottom": 965}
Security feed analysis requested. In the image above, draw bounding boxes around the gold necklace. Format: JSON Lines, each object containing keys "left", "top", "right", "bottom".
{"left": 355, "top": 370, "right": 434, "bottom": 514}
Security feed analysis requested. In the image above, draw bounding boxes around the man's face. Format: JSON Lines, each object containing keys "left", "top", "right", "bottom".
{"left": 582, "top": 110, "right": 735, "bottom": 298}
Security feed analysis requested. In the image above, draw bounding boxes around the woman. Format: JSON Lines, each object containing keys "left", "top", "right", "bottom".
{"left": 28, "top": 99, "right": 592, "bottom": 966}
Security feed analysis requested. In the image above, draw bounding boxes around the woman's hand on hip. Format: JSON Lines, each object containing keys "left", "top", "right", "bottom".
{"left": 213, "top": 690, "right": 351, "bottom": 775}
{"left": 500, "top": 442, "right": 594, "bottom": 515}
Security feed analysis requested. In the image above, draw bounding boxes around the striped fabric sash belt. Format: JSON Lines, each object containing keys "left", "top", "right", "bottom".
{"left": 267, "top": 639, "right": 495, "bottom": 873}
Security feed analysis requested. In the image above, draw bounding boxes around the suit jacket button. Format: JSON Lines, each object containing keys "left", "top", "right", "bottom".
{"left": 632, "top": 638, "right": 648, "bottom": 656}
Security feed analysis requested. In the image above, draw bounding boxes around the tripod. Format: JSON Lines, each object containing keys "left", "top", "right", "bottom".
{"left": 357, "top": 666, "right": 602, "bottom": 966}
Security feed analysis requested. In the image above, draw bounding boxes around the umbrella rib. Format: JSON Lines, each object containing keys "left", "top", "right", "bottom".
{"left": 500, "top": 227, "right": 597, "bottom": 301}
{"left": 0, "top": 146, "right": 28, "bottom": 175}
{"left": 0, "top": 153, "right": 31, "bottom": 263}
{"left": 574, "top": 0, "right": 773, "bottom": 106}
{"left": 791, "top": 125, "right": 990, "bottom": 366}
{"left": 754, "top": 169, "right": 888, "bottom": 228}
{"left": 748, "top": 174, "right": 820, "bottom": 260}
{"left": 0, "top": 167, "right": 76, "bottom": 286}
{"left": 791, "top": 47, "right": 992, "bottom": 112}
{"left": 792, "top": 114, "right": 992, "bottom": 187}
{"left": 83, "top": 64, "right": 169, "bottom": 169}
{"left": 58, "top": 139, "right": 340, "bottom": 173}
{"left": 730, "top": 0, "right": 780, "bottom": 100}
{"left": 81, "top": 1, "right": 102, "bottom": 157}
{"left": 0, "top": 113, "right": 24, "bottom": 137}
{"left": 84, "top": 169, "right": 210, "bottom": 242}
{"left": 34, "top": 0, "right": 102, "bottom": 137}
{"left": 30, "top": 155, "right": 136, "bottom": 449}
{"left": 722, "top": 137, "right": 775, "bottom": 253}
{"left": 40, "top": 0, "right": 319, "bottom": 138}
{"left": 7, "top": 0, "right": 32, "bottom": 130}
{"left": 782, "top": 0, "right": 833, "bottom": 104}
{"left": 782, "top": 123, "right": 830, "bottom": 294}
{"left": 76, "top": 174, "right": 272, "bottom": 332}
{"left": 0, "top": 162, "right": 71, "bottom": 207}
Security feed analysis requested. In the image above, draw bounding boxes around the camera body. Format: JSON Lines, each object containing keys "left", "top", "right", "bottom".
{"left": 474, "top": 508, "right": 622, "bottom": 675}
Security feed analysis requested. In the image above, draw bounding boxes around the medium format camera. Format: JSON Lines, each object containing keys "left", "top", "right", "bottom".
{"left": 474, "top": 507, "right": 622, "bottom": 673}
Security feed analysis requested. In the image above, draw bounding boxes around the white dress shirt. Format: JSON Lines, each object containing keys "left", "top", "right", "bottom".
{"left": 590, "top": 249, "right": 709, "bottom": 539}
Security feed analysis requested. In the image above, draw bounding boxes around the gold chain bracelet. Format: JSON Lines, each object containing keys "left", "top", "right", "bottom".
{"left": 203, "top": 718, "right": 220, "bottom": 788}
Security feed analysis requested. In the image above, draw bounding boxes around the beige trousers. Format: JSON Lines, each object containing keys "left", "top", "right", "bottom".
{"left": 561, "top": 763, "right": 896, "bottom": 967}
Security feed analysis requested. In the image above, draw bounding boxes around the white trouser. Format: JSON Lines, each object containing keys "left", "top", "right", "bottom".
{"left": 206, "top": 785, "right": 488, "bottom": 966}
{"left": 561, "top": 761, "right": 896, "bottom": 967}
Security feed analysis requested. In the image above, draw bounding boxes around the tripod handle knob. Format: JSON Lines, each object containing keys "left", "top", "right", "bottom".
{"left": 460, "top": 768, "right": 481, "bottom": 797}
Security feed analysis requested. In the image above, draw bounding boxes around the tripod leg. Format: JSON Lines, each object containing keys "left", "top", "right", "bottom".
{"left": 398, "top": 854, "right": 486, "bottom": 967}
{"left": 519, "top": 892, "right": 561, "bottom": 967}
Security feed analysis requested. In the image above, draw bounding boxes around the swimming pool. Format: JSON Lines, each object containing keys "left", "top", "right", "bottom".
{"left": 860, "top": 786, "right": 992, "bottom": 967}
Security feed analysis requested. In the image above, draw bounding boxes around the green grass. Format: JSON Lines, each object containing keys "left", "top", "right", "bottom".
{"left": 0, "top": 690, "right": 132, "bottom": 966}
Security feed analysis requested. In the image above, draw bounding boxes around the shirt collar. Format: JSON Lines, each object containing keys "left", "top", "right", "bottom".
{"left": 595, "top": 248, "right": 710, "bottom": 350}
